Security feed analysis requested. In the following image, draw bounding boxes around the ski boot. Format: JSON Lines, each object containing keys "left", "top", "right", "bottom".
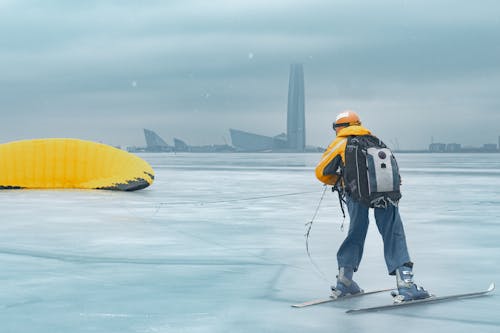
{"left": 393, "top": 265, "right": 430, "bottom": 303}
{"left": 331, "top": 267, "right": 364, "bottom": 298}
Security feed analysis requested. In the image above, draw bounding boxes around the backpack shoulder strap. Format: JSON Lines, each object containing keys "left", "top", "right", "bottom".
{"left": 363, "top": 134, "right": 387, "bottom": 148}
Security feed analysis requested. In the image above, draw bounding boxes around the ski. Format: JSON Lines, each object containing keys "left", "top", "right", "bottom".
{"left": 346, "top": 282, "right": 495, "bottom": 314}
{"left": 291, "top": 288, "right": 394, "bottom": 308}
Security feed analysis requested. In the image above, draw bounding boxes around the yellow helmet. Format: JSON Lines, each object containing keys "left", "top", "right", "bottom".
{"left": 333, "top": 110, "right": 361, "bottom": 130}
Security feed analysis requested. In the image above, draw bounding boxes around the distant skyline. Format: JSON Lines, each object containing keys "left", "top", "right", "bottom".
{"left": 1, "top": 1, "right": 499, "bottom": 150}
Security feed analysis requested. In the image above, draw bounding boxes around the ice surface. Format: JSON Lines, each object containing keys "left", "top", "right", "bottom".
{"left": 1, "top": 153, "right": 499, "bottom": 332}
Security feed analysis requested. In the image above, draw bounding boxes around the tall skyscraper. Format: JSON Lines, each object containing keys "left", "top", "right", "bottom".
{"left": 287, "top": 64, "right": 305, "bottom": 151}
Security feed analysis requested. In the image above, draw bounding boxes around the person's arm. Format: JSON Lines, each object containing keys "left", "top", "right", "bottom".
{"left": 315, "top": 138, "right": 347, "bottom": 185}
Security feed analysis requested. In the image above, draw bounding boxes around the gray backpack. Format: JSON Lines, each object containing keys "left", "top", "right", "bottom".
{"left": 343, "top": 135, "right": 401, "bottom": 207}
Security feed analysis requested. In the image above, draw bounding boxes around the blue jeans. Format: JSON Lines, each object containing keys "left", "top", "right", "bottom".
{"left": 337, "top": 196, "right": 412, "bottom": 275}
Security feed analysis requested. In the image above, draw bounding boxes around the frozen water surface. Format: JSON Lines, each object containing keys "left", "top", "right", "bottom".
{"left": 1, "top": 153, "right": 499, "bottom": 332}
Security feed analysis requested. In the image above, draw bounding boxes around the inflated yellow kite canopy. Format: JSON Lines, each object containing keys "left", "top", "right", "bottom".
{"left": 0, "top": 138, "right": 154, "bottom": 191}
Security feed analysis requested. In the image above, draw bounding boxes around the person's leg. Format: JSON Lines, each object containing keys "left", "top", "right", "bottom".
{"left": 374, "top": 205, "right": 430, "bottom": 301}
{"left": 337, "top": 197, "right": 370, "bottom": 271}
{"left": 333, "top": 197, "right": 369, "bottom": 297}
{"left": 373, "top": 204, "right": 411, "bottom": 275}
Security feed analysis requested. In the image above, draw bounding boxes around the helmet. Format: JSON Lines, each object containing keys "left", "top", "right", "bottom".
{"left": 333, "top": 110, "right": 361, "bottom": 130}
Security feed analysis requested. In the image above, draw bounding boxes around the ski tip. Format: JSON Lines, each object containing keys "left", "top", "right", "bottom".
{"left": 488, "top": 282, "right": 495, "bottom": 292}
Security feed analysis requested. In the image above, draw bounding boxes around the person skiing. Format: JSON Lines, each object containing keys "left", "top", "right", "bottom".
{"left": 315, "top": 110, "right": 430, "bottom": 302}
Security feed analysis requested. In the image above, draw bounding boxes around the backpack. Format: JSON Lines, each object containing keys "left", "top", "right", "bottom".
{"left": 342, "top": 135, "right": 402, "bottom": 208}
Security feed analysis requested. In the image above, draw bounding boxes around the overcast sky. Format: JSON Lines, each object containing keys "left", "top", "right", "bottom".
{"left": 1, "top": 0, "right": 499, "bottom": 149}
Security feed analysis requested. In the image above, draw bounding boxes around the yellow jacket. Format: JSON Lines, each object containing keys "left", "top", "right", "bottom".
{"left": 315, "top": 125, "right": 372, "bottom": 185}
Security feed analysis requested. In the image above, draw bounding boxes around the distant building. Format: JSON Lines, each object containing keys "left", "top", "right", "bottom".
{"left": 143, "top": 129, "right": 172, "bottom": 152}
{"left": 428, "top": 140, "right": 499, "bottom": 153}
{"left": 229, "top": 129, "right": 287, "bottom": 151}
{"left": 174, "top": 138, "right": 189, "bottom": 152}
{"left": 429, "top": 143, "right": 446, "bottom": 152}
{"left": 446, "top": 143, "right": 461, "bottom": 152}
{"left": 230, "top": 63, "right": 307, "bottom": 152}
{"left": 138, "top": 129, "right": 235, "bottom": 153}
{"left": 482, "top": 143, "right": 498, "bottom": 152}
{"left": 287, "top": 64, "right": 305, "bottom": 151}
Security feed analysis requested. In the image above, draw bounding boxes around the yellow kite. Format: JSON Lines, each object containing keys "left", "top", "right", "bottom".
{"left": 0, "top": 138, "right": 154, "bottom": 191}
